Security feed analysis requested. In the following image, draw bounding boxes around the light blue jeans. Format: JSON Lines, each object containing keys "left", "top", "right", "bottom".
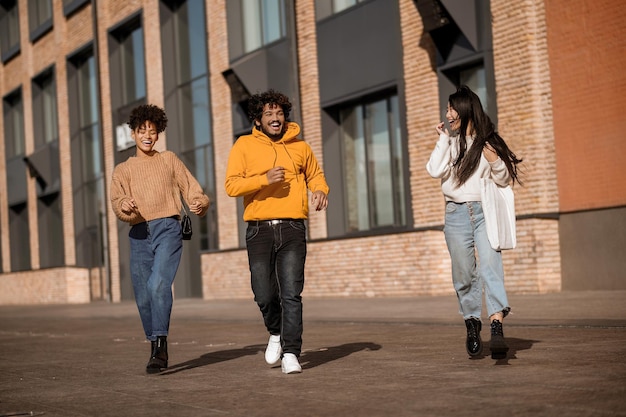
{"left": 443, "top": 201, "right": 510, "bottom": 320}
{"left": 129, "top": 216, "right": 183, "bottom": 341}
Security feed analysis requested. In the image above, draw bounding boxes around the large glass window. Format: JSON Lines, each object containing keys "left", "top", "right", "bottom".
{"left": 31, "top": 67, "right": 64, "bottom": 268}
{"left": 241, "top": 0, "right": 286, "bottom": 53}
{"left": 460, "top": 65, "right": 488, "bottom": 114}
{"left": 161, "top": 0, "right": 217, "bottom": 251}
{"left": 32, "top": 67, "right": 59, "bottom": 148}
{"left": 28, "top": 0, "right": 52, "bottom": 42}
{"left": 0, "top": 0, "right": 20, "bottom": 62}
{"left": 3, "top": 88, "right": 25, "bottom": 159}
{"left": 68, "top": 47, "right": 106, "bottom": 274}
{"left": 115, "top": 26, "right": 145, "bottom": 106}
{"left": 340, "top": 94, "right": 406, "bottom": 232}
{"left": 3, "top": 89, "right": 31, "bottom": 271}
{"left": 316, "top": 0, "right": 367, "bottom": 20}
{"left": 109, "top": 15, "right": 146, "bottom": 159}
{"left": 62, "top": 0, "right": 89, "bottom": 16}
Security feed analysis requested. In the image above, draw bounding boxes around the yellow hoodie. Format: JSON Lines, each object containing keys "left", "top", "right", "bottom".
{"left": 225, "top": 122, "right": 329, "bottom": 221}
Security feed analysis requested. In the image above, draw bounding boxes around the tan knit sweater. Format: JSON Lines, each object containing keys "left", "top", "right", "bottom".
{"left": 110, "top": 151, "right": 209, "bottom": 225}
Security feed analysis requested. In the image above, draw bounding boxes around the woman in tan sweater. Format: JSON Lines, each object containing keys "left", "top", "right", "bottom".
{"left": 110, "top": 104, "right": 210, "bottom": 373}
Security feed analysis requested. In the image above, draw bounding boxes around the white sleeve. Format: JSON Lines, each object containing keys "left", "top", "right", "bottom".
{"left": 426, "top": 134, "right": 453, "bottom": 179}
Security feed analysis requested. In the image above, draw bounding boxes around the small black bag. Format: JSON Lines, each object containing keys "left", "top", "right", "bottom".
{"left": 181, "top": 213, "right": 192, "bottom": 240}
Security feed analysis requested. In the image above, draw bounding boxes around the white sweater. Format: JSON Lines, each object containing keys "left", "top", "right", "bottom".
{"left": 426, "top": 133, "right": 511, "bottom": 203}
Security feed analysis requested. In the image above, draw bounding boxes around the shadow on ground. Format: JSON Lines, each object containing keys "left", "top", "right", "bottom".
{"left": 159, "top": 341, "right": 382, "bottom": 375}
{"left": 301, "top": 342, "right": 382, "bottom": 369}
{"left": 468, "top": 337, "right": 539, "bottom": 364}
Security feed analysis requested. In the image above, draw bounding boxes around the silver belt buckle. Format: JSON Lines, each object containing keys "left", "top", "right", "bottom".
{"left": 269, "top": 219, "right": 282, "bottom": 226}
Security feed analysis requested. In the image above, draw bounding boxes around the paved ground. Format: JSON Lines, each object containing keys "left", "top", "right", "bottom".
{"left": 1, "top": 290, "right": 625, "bottom": 417}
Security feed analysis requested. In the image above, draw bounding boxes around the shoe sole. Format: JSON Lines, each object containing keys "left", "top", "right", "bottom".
{"left": 465, "top": 342, "right": 483, "bottom": 357}
{"left": 490, "top": 336, "right": 509, "bottom": 359}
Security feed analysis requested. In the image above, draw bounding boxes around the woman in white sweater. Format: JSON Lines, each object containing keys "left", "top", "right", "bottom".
{"left": 426, "top": 86, "right": 522, "bottom": 359}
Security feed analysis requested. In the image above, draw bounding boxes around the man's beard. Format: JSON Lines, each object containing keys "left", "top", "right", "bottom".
{"left": 260, "top": 124, "right": 286, "bottom": 141}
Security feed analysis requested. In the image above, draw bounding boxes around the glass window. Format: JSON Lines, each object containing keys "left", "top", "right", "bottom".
{"left": 62, "top": 0, "right": 89, "bottom": 16}
{"left": 340, "top": 94, "right": 407, "bottom": 232}
{"left": 9, "top": 203, "right": 31, "bottom": 271}
{"left": 241, "top": 0, "right": 286, "bottom": 54}
{"left": 28, "top": 0, "right": 52, "bottom": 41}
{"left": 37, "top": 193, "right": 65, "bottom": 268}
{"left": 161, "top": 0, "right": 217, "bottom": 251}
{"left": 460, "top": 65, "right": 488, "bottom": 114}
{"left": 0, "top": 0, "right": 20, "bottom": 62}
{"left": 68, "top": 47, "right": 106, "bottom": 271}
{"left": 316, "top": 0, "right": 366, "bottom": 20}
{"left": 111, "top": 20, "right": 146, "bottom": 106}
{"left": 3, "top": 89, "right": 31, "bottom": 272}
{"left": 3, "top": 88, "right": 25, "bottom": 158}
{"left": 32, "top": 68, "right": 59, "bottom": 148}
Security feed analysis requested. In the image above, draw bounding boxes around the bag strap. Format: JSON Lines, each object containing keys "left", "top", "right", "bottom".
{"left": 163, "top": 153, "right": 189, "bottom": 217}
{"left": 180, "top": 195, "right": 189, "bottom": 216}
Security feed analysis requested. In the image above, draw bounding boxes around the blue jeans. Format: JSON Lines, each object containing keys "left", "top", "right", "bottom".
{"left": 246, "top": 220, "right": 307, "bottom": 357}
{"left": 443, "top": 202, "right": 510, "bottom": 320}
{"left": 129, "top": 216, "right": 182, "bottom": 341}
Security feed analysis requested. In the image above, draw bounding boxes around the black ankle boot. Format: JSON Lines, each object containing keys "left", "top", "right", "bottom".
{"left": 146, "top": 336, "right": 168, "bottom": 373}
{"left": 464, "top": 318, "right": 483, "bottom": 357}
{"left": 489, "top": 320, "right": 509, "bottom": 359}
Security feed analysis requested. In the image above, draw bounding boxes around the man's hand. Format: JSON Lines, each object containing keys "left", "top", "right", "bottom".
{"left": 311, "top": 191, "right": 328, "bottom": 211}
{"left": 266, "top": 166, "right": 285, "bottom": 184}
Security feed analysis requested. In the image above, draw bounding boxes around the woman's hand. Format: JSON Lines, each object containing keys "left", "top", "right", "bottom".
{"left": 436, "top": 122, "right": 449, "bottom": 136}
{"left": 483, "top": 142, "right": 498, "bottom": 162}
{"left": 189, "top": 200, "right": 208, "bottom": 215}
{"left": 120, "top": 198, "right": 137, "bottom": 215}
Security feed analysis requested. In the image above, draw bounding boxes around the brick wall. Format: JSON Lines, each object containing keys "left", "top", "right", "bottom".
{"left": 0, "top": 267, "right": 90, "bottom": 305}
{"left": 0, "top": 0, "right": 578, "bottom": 304}
{"left": 545, "top": 0, "right": 626, "bottom": 211}
{"left": 199, "top": 0, "right": 563, "bottom": 301}
{"left": 202, "top": 217, "right": 561, "bottom": 300}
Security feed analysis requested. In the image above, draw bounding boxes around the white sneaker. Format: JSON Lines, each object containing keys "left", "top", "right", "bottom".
{"left": 264, "top": 335, "right": 282, "bottom": 365}
{"left": 281, "top": 353, "right": 302, "bottom": 374}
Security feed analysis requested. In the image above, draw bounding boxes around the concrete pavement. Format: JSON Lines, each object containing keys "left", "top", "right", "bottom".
{"left": 1, "top": 291, "right": 625, "bottom": 416}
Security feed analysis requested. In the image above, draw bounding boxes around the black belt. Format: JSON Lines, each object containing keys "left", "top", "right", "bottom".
{"left": 248, "top": 219, "right": 304, "bottom": 227}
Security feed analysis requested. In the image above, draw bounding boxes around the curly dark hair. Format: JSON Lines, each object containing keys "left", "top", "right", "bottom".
{"left": 247, "top": 89, "right": 292, "bottom": 123}
{"left": 127, "top": 104, "right": 168, "bottom": 133}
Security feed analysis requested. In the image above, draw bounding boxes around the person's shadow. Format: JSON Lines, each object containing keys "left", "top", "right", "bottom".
{"left": 159, "top": 341, "right": 382, "bottom": 375}
{"left": 470, "top": 337, "right": 538, "bottom": 365}
{"left": 300, "top": 342, "right": 382, "bottom": 369}
{"left": 159, "top": 344, "right": 265, "bottom": 376}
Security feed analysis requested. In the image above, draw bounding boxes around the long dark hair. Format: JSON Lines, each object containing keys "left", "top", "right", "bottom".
{"left": 449, "top": 85, "right": 523, "bottom": 186}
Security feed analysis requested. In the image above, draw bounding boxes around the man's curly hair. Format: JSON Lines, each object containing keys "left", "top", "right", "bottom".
{"left": 247, "top": 89, "right": 292, "bottom": 123}
{"left": 128, "top": 104, "right": 168, "bottom": 132}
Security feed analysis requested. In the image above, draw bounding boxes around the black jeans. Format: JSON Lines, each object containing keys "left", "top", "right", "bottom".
{"left": 246, "top": 219, "right": 307, "bottom": 356}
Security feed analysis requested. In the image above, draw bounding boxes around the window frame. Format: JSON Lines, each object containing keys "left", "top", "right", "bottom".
{"left": 0, "top": 0, "right": 20, "bottom": 62}
{"left": 227, "top": 0, "right": 288, "bottom": 59}
{"left": 337, "top": 92, "right": 409, "bottom": 234}
{"left": 160, "top": 0, "right": 218, "bottom": 252}
{"left": 28, "top": 0, "right": 53, "bottom": 42}
{"left": 31, "top": 66, "right": 59, "bottom": 150}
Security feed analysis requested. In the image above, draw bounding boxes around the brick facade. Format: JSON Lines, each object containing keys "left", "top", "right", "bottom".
{"left": 0, "top": 0, "right": 621, "bottom": 305}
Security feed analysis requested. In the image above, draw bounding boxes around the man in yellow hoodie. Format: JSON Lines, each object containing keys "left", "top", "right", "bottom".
{"left": 225, "top": 90, "right": 329, "bottom": 374}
